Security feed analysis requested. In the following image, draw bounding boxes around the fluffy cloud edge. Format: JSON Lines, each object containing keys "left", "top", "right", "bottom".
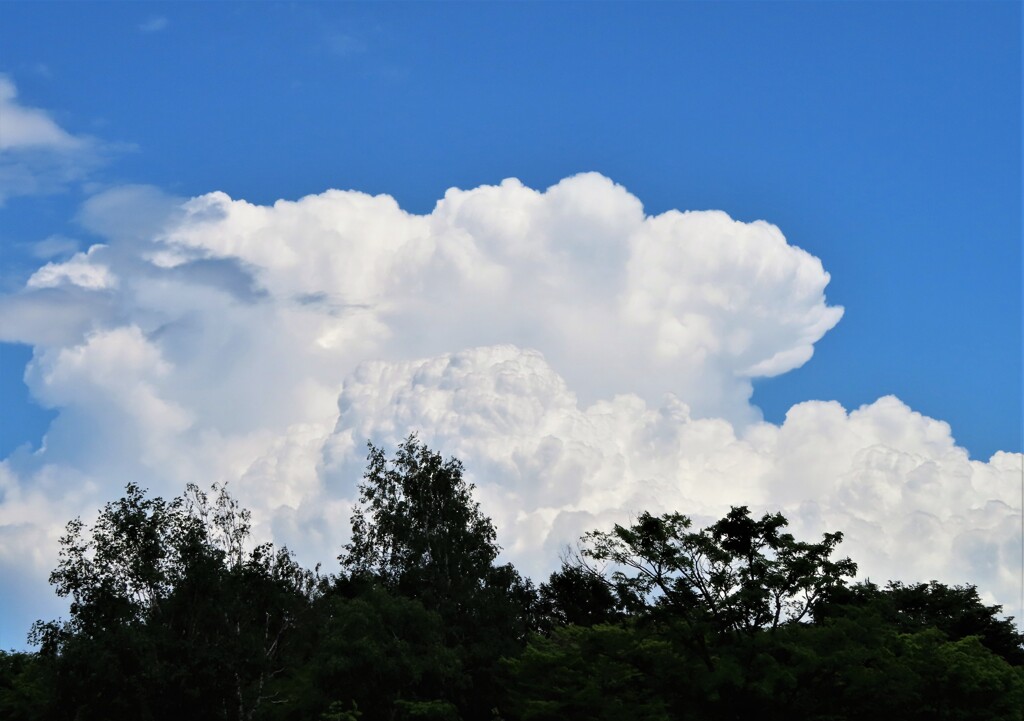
{"left": 0, "top": 174, "right": 1017, "bottom": 646}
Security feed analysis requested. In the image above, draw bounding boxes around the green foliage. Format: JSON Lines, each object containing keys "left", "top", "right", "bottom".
{"left": 896, "top": 630, "right": 1024, "bottom": 720}
{"left": 340, "top": 436, "right": 538, "bottom": 720}
{"left": 395, "top": 698, "right": 462, "bottom": 720}
{"left": 502, "top": 623, "right": 680, "bottom": 721}
{"left": 283, "top": 582, "right": 463, "bottom": 721}
{"left": 819, "top": 579, "right": 1024, "bottom": 665}
{"left": 0, "top": 650, "right": 50, "bottom": 721}
{"left": 31, "top": 482, "right": 317, "bottom": 721}
{"left": 750, "top": 614, "right": 1024, "bottom": 721}
{"left": 341, "top": 436, "right": 499, "bottom": 606}
{"left": 581, "top": 506, "right": 857, "bottom": 635}
{"left": 39, "top": 482, "right": 200, "bottom": 639}
{"left": 506, "top": 611, "right": 1024, "bottom": 721}
{"left": 319, "top": 701, "right": 361, "bottom": 721}
{"left": 536, "top": 562, "right": 622, "bottom": 631}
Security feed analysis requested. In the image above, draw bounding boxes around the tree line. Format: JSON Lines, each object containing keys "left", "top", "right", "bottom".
{"left": 1, "top": 436, "right": 1022, "bottom": 720}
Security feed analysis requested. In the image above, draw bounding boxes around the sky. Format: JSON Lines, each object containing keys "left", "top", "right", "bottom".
{"left": 0, "top": 2, "right": 1020, "bottom": 648}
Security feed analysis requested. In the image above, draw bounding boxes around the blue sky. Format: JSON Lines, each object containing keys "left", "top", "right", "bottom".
{"left": 0, "top": 2, "right": 1020, "bottom": 646}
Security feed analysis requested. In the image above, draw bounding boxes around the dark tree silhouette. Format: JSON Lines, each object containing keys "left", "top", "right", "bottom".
{"left": 31, "top": 483, "right": 316, "bottom": 721}
{"left": 580, "top": 506, "right": 857, "bottom": 635}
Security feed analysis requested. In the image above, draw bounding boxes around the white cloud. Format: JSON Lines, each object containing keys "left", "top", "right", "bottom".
{"left": 0, "top": 174, "right": 1018, "bottom": 646}
{"left": 0, "top": 74, "right": 107, "bottom": 203}
{"left": 0, "top": 76, "right": 82, "bottom": 151}
{"left": 157, "top": 174, "right": 841, "bottom": 422}
{"left": 28, "top": 246, "right": 117, "bottom": 290}
{"left": 320, "top": 348, "right": 1021, "bottom": 610}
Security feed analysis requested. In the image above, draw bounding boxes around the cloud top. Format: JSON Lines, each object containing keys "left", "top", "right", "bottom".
{"left": 0, "top": 174, "right": 1017, "bottom": 643}
{"left": 323, "top": 346, "right": 1021, "bottom": 606}
{"left": 155, "top": 173, "right": 842, "bottom": 421}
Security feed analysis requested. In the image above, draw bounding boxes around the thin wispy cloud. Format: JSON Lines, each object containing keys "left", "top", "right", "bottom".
{"left": 139, "top": 16, "right": 169, "bottom": 34}
{"left": 31, "top": 234, "right": 80, "bottom": 260}
{"left": 0, "top": 74, "right": 111, "bottom": 203}
{"left": 0, "top": 75, "right": 82, "bottom": 151}
{"left": 326, "top": 32, "right": 367, "bottom": 57}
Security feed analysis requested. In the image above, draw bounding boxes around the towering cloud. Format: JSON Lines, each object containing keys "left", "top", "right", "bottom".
{"left": 0, "top": 174, "right": 1018, "bottom": 644}
{"left": 323, "top": 347, "right": 1021, "bottom": 605}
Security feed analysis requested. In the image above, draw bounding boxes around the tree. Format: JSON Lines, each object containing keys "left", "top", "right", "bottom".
{"left": 758, "top": 616, "right": 1024, "bottom": 721}
{"left": 502, "top": 623, "right": 681, "bottom": 721}
{"left": 38, "top": 483, "right": 199, "bottom": 641}
{"left": 341, "top": 436, "right": 499, "bottom": 610}
{"left": 816, "top": 579, "right": 1024, "bottom": 665}
{"left": 32, "top": 483, "right": 317, "bottom": 721}
{"left": 339, "top": 437, "right": 537, "bottom": 719}
{"left": 0, "top": 650, "right": 50, "bottom": 721}
{"left": 580, "top": 506, "right": 857, "bottom": 636}
{"left": 274, "top": 582, "right": 463, "bottom": 721}
{"left": 536, "top": 562, "right": 623, "bottom": 631}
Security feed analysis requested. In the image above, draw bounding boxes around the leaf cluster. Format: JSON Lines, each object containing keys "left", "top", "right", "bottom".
{"left": 581, "top": 506, "right": 857, "bottom": 635}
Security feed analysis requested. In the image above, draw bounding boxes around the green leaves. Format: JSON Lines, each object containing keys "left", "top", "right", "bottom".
{"left": 537, "top": 563, "right": 622, "bottom": 629}
{"left": 341, "top": 436, "right": 499, "bottom": 603}
{"left": 502, "top": 624, "right": 679, "bottom": 721}
{"left": 33, "top": 482, "right": 317, "bottom": 721}
{"left": 40, "top": 483, "right": 204, "bottom": 644}
{"left": 817, "top": 579, "right": 1024, "bottom": 666}
{"left": 337, "top": 437, "right": 536, "bottom": 720}
{"left": 581, "top": 506, "right": 857, "bottom": 635}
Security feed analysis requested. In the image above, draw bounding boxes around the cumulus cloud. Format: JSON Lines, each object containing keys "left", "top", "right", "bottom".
{"left": 156, "top": 174, "right": 841, "bottom": 420}
{"left": 28, "top": 246, "right": 117, "bottom": 291}
{"left": 0, "top": 174, "right": 1018, "bottom": 646}
{"left": 0, "top": 74, "right": 108, "bottom": 203}
{"left": 321, "top": 347, "right": 1021, "bottom": 610}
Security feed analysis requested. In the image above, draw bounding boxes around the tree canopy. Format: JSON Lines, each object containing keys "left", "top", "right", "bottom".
{"left": 340, "top": 436, "right": 500, "bottom": 607}
{"left": 580, "top": 506, "right": 857, "bottom": 635}
{"left": 27, "top": 482, "right": 316, "bottom": 721}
